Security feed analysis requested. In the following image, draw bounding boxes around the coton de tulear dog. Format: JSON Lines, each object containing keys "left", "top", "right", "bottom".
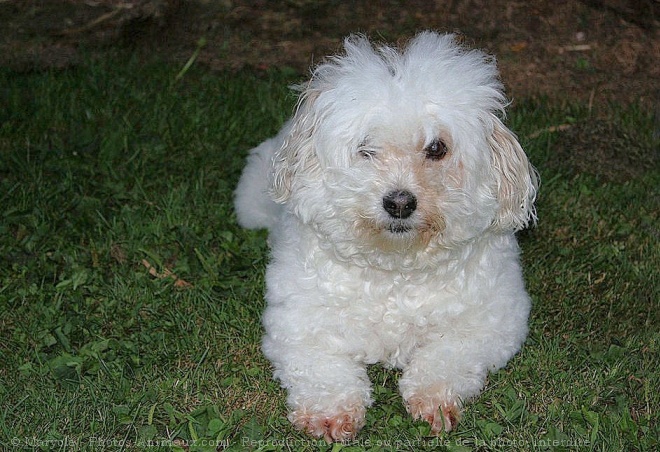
{"left": 234, "top": 31, "right": 538, "bottom": 442}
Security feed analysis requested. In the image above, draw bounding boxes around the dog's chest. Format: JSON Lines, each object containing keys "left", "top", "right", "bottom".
{"left": 319, "top": 265, "right": 463, "bottom": 364}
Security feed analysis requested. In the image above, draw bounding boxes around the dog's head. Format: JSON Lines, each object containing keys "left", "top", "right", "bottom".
{"left": 270, "top": 32, "right": 538, "bottom": 263}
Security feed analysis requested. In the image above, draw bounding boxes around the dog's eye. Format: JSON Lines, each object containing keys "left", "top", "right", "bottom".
{"left": 358, "top": 147, "right": 377, "bottom": 159}
{"left": 424, "top": 139, "right": 448, "bottom": 161}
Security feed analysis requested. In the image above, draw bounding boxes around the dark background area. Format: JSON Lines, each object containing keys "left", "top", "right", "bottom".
{"left": 1, "top": 0, "right": 658, "bottom": 108}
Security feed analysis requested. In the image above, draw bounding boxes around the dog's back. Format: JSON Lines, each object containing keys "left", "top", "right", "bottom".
{"left": 234, "top": 129, "right": 286, "bottom": 230}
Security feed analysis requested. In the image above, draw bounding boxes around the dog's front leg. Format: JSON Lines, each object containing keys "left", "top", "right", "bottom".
{"left": 398, "top": 334, "right": 496, "bottom": 434}
{"left": 399, "top": 346, "right": 472, "bottom": 434}
{"left": 262, "top": 315, "right": 373, "bottom": 442}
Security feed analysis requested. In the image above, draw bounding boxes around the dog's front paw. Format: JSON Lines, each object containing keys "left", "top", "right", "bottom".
{"left": 290, "top": 406, "right": 365, "bottom": 443}
{"left": 405, "top": 394, "right": 461, "bottom": 434}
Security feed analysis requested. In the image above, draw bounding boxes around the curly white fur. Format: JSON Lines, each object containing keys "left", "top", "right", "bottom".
{"left": 234, "top": 31, "right": 538, "bottom": 442}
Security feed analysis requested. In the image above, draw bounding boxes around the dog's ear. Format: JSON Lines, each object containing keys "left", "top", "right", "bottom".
{"left": 270, "top": 90, "right": 322, "bottom": 203}
{"left": 488, "top": 116, "right": 539, "bottom": 231}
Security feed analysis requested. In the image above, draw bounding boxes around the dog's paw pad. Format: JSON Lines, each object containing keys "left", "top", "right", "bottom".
{"left": 291, "top": 409, "right": 365, "bottom": 442}
{"left": 406, "top": 396, "right": 461, "bottom": 434}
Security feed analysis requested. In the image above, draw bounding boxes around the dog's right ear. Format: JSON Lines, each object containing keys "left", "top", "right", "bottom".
{"left": 270, "top": 90, "right": 322, "bottom": 203}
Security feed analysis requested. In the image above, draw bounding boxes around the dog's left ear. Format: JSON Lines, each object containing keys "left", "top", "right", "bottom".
{"left": 488, "top": 116, "right": 539, "bottom": 231}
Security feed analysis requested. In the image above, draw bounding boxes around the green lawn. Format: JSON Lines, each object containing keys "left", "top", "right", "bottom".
{"left": 1, "top": 53, "right": 657, "bottom": 451}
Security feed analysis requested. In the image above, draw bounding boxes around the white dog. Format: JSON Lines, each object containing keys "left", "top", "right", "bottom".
{"left": 234, "top": 31, "right": 538, "bottom": 442}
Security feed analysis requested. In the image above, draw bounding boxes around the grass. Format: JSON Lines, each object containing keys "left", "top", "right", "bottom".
{"left": 0, "top": 52, "right": 657, "bottom": 451}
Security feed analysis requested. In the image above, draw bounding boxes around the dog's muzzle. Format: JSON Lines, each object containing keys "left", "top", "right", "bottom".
{"left": 382, "top": 190, "right": 417, "bottom": 234}
{"left": 383, "top": 190, "right": 417, "bottom": 219}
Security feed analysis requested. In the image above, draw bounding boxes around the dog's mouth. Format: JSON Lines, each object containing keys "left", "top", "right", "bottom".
{"left": 387, "top": 221, "right": 413, "bottom": 234}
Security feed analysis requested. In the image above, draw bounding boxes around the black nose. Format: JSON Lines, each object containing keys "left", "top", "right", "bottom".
{"left": 382, "top": 190, "right": 417, "bottom": 219}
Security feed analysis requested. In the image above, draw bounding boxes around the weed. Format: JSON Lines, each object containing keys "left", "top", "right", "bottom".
{"left": 0, "top": 54, "right": 657, "bottom": 451}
